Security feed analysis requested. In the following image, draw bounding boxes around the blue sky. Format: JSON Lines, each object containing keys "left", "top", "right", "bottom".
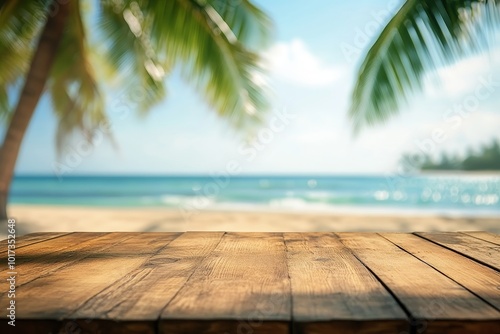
{"left": 9, "top": 0, "right": 500, "bottom": 175}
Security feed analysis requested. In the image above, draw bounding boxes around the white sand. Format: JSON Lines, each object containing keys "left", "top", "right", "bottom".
{"left": 2, "top": 204, "right": 498, "bottom": 239}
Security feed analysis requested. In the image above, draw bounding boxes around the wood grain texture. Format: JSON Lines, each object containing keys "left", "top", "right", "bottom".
{"left": 337, "top": 233, "right": 500, "bottom": 334}
{"left": 69, "top": 231, "right": 224, "bottom": 331}
{"left": 1, "top": 231, "right": 499, "bottom": 334}
{"left": 461, "top": 231, "right": 500, "bottom": 246}
{"left": 0, "top": 232, "right": 70, "bottom": 254}
{"left": 160, "top": 232, "right": 291, "bottom": 334}
{"left": 284, "top": 232, "right": 408, "bottom": 334}
{"left": 0, "top": 233, "right": 140, "bottom": 294}
{"left": 0, "top": 232, "right": 106, "bottom": 278}
{"left": 416, "top": 232, "right": 500, "bottom": 271}
{"left": 0, "top": 232, "right": 180, "bottom": 334}
{"left": 382, "top": 233, "right": 500, "bottom": 311}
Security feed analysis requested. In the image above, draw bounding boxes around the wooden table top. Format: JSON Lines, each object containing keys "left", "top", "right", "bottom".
{"left": 1, "top": 232, "right": 499, "bottom": 334}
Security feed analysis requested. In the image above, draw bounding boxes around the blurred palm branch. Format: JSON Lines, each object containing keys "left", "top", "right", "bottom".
{"left": 350, "top": 0, "right": 500, "bottom": 132}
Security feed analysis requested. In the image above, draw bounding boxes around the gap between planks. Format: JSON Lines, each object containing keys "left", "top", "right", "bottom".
{"left": 0, "top": 232, "right": 73, "bottom": 255}
{"left": 459, "top": 231, "right": 500, "bottom": 246}
{"left": 2, "top": 232, "right": 182, "bottom": 334}
{"left": 414, "top": 232, "right": 500, "bottom": 271}
{"left": 336, "top": 232, "right": 500, "bottom": 334}
{"left": 380, "top": 233, "right": 500, "bottom": 312}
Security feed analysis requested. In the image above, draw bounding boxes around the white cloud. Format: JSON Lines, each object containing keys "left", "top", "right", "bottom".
{"left": 424, "top": 47, "right": 500, "bottom": 97}
{"left": 438, "top": 111, "right": 500, "bottom": 149}
{"left": 263, "top": 39, "right": 343, "bottom": 87}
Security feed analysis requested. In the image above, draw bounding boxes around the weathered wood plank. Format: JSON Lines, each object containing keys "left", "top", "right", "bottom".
{"left": 68, "top": 232, "right": 224, "bottom": 333}
{"left": 0, "top": 232, "right": 71, "bottom": 254}
{"left": 0, "top": 232, "right": 138, "bottom": 293}
{"left": 0, "top": 232, "right": 106, "bottom": 277}
{"left": 416, "top": 232, "right": 500, "bottom": 271}
{"left": 461, "top": 231, "right": 500, "bottom": 246}
{"left": 337, "top": 233, "right": 500, "bottom": 334}
{"left": 0, "top": 232, "right": 180, "bottom": 334}
{"left": 284, "top": 232, "right": 408, "bottom": 334}
{"left": 160, "top": 232, "right": 291, "bottom": 334}
{"left": 382, "top": 233, "right": 500, "bottom": 311}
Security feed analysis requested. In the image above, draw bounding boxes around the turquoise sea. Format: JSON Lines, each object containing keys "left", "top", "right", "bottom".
{"left": 10, "top": 175, "right": 500, "bottom": 216}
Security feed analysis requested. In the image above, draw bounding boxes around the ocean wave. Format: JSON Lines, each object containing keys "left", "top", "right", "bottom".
{"left": 160, "top": 194, "right": 216, "bottom": 209}
{"left": 9, "top": 175, "right": 500, "bottom": 215}
{"left": 305, "top": 191, "right": 332, "bottom": 200}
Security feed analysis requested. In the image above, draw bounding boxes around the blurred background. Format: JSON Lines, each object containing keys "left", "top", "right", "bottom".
{"left": 1, "top": 0, "right": 499, "bottom": 235}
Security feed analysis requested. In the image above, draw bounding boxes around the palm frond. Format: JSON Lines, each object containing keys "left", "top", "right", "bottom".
{"left": 0, "top": 0, "right": 47, "bottom": 118}
{"left": 350, "top": 0, "right": 500, "bottom": 132}
{"left": 208, "top": 0, "right": 272, "bottom": 49}
{"left": 97, "top": 0, "right": 168, "bottom": 114}
{"left": 48, "top": 0, "right": 108, "bottom": 152}
{"left": 141, "top": 0, "right": 270, "bottom": 128}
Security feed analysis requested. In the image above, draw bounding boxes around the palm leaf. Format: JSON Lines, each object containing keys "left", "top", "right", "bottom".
{"left": 0, "top": 0, "right": 47, "bottom": 118}
{"left": 97, "top": 0, "right": 168, "bottom": 114}
{"left": 2, "top": 0, "right": 272, "bottom": 144}
{"left": 350, "top": 0, "right": 500, "bottom": 132}
{"left": 48, "top": 0, "right": 108, "bottom": 151}
{"left": 140, "top": 0, "right": 270, "bottom": 128}
{"left": 209, "top": 0, "right": 272, "bottom": 48}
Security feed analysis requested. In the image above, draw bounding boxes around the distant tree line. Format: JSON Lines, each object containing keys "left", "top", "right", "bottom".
{"left": 401, "top": 139, "right": 500, "bottom": 172}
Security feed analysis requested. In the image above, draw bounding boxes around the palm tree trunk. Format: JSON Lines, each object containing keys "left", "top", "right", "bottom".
{"left": 0, "top": 1, "right": 70, "bottom": 220}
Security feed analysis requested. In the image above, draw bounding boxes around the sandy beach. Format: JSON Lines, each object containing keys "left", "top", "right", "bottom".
{"left": 3, "top": 204, "right": 499, "bottom": 239}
